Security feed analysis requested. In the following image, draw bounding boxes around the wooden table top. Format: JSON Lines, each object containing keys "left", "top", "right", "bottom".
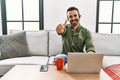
{"left": 0, "top": 65, "right": 112, "bottom": 80}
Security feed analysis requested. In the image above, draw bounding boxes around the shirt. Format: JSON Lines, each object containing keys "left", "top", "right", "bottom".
{"left": 60, "top": 24, "right": 95, "bottom": 54}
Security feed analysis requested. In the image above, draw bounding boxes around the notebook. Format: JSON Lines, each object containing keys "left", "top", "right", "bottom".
{"left": 66, "top": 52, "right": 104, "bottom": 73}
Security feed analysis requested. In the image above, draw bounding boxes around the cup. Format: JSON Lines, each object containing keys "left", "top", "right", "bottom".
{"left": 55, "top": 54, "right": 67, "bottom": 65}
{"left": 55, "top": 58, "right": 64, "bottom": 70}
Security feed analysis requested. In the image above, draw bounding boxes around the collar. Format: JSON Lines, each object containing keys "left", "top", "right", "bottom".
{"left": 70, "top": 24, "right": 82, "bottom": 32}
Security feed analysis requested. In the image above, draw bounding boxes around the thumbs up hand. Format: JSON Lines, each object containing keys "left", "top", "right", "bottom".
{"left": 56, "top": 20, "right": 67, "bottom": 34}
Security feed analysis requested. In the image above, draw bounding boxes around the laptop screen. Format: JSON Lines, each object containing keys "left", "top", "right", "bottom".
{"left": 66, "top": 52, "right": 104, "bottom": 73}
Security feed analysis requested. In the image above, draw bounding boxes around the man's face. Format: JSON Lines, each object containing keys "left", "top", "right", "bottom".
{"left": 67, "top": 10, "right": 80, "bottom": 27}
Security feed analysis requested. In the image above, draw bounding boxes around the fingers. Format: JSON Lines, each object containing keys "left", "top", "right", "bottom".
{"left": 56, "top": 25, "right": 62, "bottom": 31}
{"left": 87, "top": 51, "right": 95, "bottom": 54}
{"left": 56, "top": 20, "right": 67, "bottom": 34}
{"left": 56, "top": 24, "right": 64, "bottom": 34}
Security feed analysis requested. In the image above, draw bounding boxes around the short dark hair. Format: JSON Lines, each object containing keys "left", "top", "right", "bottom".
{"left": 67, "top": 6, "right": 80, "bottom": 17}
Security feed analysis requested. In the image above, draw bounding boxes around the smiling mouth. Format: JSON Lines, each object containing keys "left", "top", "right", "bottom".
{"left": 70, "top": 19, "right": 79, "bottom": 26}
{"left": 72, "top": 20, "right": 76, "bottom": 22}
{"left": 71, "top": 20, "right": 78, "bottom": 24}
{"left": 71, "top": 19, "right": 78, "bottom": 22}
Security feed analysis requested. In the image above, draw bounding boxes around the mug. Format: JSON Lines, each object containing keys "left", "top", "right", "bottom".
{"left": 55, "top": 58, "right": 64, "bottom": 70}
{"left": 54, "top": 54, "right": 67, "bottom": 65}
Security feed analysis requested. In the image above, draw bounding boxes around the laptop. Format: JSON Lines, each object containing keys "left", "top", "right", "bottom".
{"left": 66, "top": 52, "right": 104, "bottom": 74}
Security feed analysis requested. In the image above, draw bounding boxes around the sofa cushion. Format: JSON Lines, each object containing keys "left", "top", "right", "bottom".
{"left": 10, "top": 30, "right": 48, "bottom": 56}
{"left": 92, "top": 33, "right": 120, "bottom": 56}
{"left": 0, "top": 31, "right": 30, "bottom": 60}
{"left": 49, "top": 30, "right": 62, "bottom": 56}
{"left": 0, "top": 56, "right": 49, "bottom": 65}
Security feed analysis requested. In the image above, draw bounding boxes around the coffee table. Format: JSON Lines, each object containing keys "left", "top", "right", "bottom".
{"left": 0, "top": 65, "right": 112, "bottom": 80}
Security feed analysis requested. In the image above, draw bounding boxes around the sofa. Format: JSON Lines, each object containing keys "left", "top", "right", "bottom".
{"left": 0, "top": 30, "right": 63, "bottom": 75}
{"left": 0, "top": 30, "right": 120, "bottom": 79}
{"left": 92, "top": 33, "right": 120, "bottom": 80}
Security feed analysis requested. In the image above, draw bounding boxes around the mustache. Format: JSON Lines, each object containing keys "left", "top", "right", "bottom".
{"left": 71, "top": 19, "right": 78, "bottom": 22}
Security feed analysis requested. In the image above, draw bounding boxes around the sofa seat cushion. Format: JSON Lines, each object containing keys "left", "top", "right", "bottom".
{"left": 103, "top": 64, "right": 120, "bottom": 80}
{"left": 102, "top": 56, "right": 120, "bottom": 68}
{"left": 0, "top": 56, "right": 49, "bottom": 65}
{"left": 0, "top": 31, "right": 30, "bottom": 60}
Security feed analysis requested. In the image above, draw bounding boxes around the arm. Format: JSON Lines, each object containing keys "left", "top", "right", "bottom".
{"left": 85, "top": 30, "right": 95, "bottom": 54}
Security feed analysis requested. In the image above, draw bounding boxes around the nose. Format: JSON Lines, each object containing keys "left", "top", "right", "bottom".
{"left": 71, "top": 16, "right": 76, "bottom": 20}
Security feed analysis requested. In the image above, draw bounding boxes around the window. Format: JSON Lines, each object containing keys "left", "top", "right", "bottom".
{"left": 96, "top": 0, "right": 120, "bottom": 34}
{"left": 1, "top": 0, "right": 43, "bottom": 34}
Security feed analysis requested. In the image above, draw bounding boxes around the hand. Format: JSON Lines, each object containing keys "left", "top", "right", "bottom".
{"left": 87, "top": 51, "right": 95, "bottom": 54}
{"left": 56, "top": 20, "right": 67, "bottom": 34}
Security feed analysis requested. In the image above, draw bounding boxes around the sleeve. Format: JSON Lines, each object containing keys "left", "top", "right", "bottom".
{"left": 85, "top": 30, "right": 95, "bottom": 52}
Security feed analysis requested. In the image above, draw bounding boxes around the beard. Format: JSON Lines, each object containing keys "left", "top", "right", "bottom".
{"left": 70, "top": 19, "right": 79, "bottom": 27}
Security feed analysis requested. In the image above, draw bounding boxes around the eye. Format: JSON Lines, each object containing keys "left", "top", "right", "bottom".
{"left": 69, "top": 15, "right": 72, "bottom": 18}
{"left": 74, "top": 14, "right": 77, "bottom": 17}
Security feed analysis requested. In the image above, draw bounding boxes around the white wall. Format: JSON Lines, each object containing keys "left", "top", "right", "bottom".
{"left": 44, "top": 0, "right": 97, "bottom": 32}
{"left": 0, "top": 0, "right": 97, "bottom": 34}
{"left": 0, "top": 0, "right": 2, "bottom": 35}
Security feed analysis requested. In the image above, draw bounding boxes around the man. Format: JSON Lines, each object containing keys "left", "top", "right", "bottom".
{"left": 55, "top": 7, "right": 95, "bottom": 64}
{"left": 56, "top": 6, "right": 95, "bottom": 55}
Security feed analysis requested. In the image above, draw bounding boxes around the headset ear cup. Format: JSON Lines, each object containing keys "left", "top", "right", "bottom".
{"left": 67, "top": 16, "right": 69, "bottom": 20}
{"left": 79, "top": 14, "right": 81, "bottom": 18}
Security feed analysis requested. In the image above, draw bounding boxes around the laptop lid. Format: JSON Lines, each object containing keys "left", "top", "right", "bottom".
{"left": 66, "top": 52, "right": 104, "bottom": 73}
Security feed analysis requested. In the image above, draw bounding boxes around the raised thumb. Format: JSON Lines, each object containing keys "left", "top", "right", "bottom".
{"left": 63, "top": 20, "right": 67, "bottom": 26}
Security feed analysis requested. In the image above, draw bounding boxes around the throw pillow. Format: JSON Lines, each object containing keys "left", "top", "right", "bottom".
{"left": 0, "top": 31, "right": 30, "bottom": 60}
